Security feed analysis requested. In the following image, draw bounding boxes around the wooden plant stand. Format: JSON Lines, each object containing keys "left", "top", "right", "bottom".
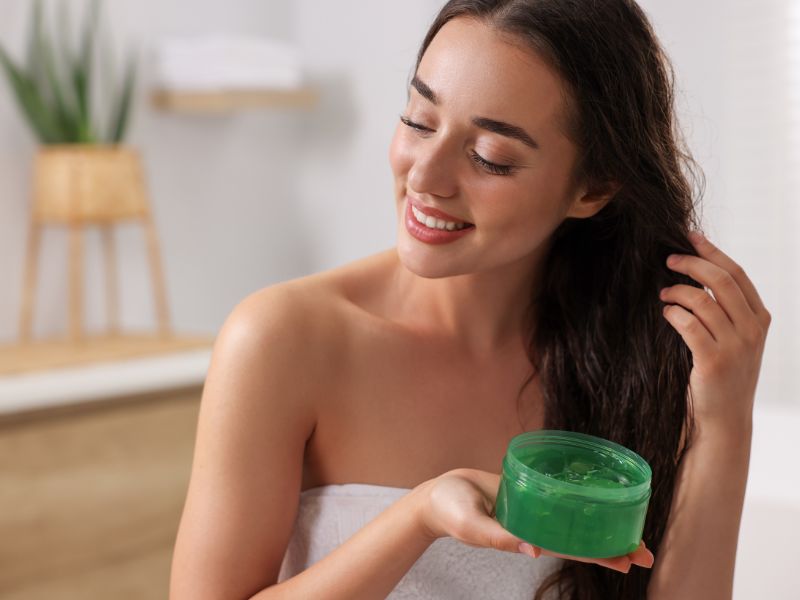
{"left": 18, "top": 145, "right": 171, "bottom": 343}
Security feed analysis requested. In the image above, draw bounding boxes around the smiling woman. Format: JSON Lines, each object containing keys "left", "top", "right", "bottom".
{"left": 169, "top": 1, "right": 770, "bottom": 599}
{"left": 391, "top": 16, "right": 609, "bottom": 288}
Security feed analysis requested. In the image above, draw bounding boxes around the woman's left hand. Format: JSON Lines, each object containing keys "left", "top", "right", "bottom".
{"left": 659, "top": 231, "right": 771, "bottom": 436}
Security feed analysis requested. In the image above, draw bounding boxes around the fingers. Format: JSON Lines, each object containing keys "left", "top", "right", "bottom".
{"left": 660, "top": 284, "right": 733, "bottom": 342}
{"left": 536, "top": 548, "right": 633, "bottom": 573}
{"left": 581, "top": 554, "right": 633, "bottom": 573}
{"left": 665, "top": 253, "right": 753, "bottom": 333}
{"left": 518, "top": 542, "right": 542, "bottom": 559}
{"left": 628, "top": 540, "right": 655, "bottom": 569}
{"left": 458, "top": 513, "right": 533, "bottom": 554}
{"left": 661, "top": 303, "right": 716, "bottom": 359}
{"left": 687, "top": 232, "right": 769, "bottom": 324}
{"left": 680, "top": 232, "right": 771, "bottom": 329}
{"left": 529, "top": 540, "right": 654, "bottom": 574}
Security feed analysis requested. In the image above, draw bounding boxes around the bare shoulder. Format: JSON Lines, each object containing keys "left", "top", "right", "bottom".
{"left": 230, "top": 247, "right": 397, "bottom": 351}
{"left": 227, "top": 276, "right": 343, "bottom": 364}
{"left": 212, "top": 246, "right": 400, "bottom": 412}
{"left": 171, "top": 254, "right": 393, "bottom": 598}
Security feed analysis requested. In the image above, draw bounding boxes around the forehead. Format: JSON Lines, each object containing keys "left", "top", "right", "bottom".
{"left": 416, "top": 17, "right": 569, "bottom": 136}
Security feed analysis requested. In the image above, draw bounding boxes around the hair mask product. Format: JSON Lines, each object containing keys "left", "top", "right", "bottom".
{"left": 495, "top": 430, "right": 652, "bottom": 558}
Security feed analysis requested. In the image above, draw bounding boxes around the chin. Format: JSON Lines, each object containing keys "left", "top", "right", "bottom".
{"left": 395, "top": 232, "right": 472, "bottom": 280}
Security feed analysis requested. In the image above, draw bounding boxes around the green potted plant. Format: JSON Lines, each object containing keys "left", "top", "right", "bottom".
{"left": 3, "top": 0, "right": 171, "bottom": 344}
{"left": 0, "top": 0, "right": 143, "bottom": 223}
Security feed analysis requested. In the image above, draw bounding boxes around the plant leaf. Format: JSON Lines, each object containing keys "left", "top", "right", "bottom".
{"left": 30, "top": 0, "right": 82, "bottom": 142}
{"left": 26, "top": 0, "right": 47, "bottom": 89}
{"left": 0, "top": 45, "right": 59, "bottom": 143}
{"left": 108, "top": 53, "right": 136, "bottom": 143}
{"left": 1, "top": 0, "right": 134, "bottom": 146}
{"left": 73, "top": 0, "right": 100, "bottom": 143}
{"left": 40, "top": 34, "right": 80, "bottom": 141}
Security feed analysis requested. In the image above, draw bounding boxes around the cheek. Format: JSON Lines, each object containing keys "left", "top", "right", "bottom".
{"left": 477, "top": 174, "right": 571, "bottom": 234}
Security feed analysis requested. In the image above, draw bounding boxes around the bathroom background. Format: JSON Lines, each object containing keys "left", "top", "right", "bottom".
{"left": 0, "top": 0, "right": 796, "bottom": 598}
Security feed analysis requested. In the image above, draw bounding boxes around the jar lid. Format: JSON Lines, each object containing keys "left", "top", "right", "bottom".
{"left": 503, "top": 430, "right": 652, "bottom": 502}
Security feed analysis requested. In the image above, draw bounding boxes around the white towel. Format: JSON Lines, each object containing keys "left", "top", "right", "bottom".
{"left": 278, "top": 483, "right": 564, "bottom": 599}
{"left": 153, "top": 34, "right": 303, "bottom": 91}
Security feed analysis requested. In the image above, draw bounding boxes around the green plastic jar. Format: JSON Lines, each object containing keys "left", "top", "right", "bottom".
{"left": 495, "top": 430, "right": 652, "bottom": 558}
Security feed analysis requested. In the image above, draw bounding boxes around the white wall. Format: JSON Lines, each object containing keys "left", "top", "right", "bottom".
{"left": 0, "top": 0, "right": 796, "bottom": 409}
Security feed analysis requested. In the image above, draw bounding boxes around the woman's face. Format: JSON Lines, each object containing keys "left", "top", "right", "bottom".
{"left": 390, "top": 17, "right": 595, "bottom": 279}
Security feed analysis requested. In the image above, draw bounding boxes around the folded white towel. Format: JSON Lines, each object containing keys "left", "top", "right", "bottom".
{"left": 153, "top": 34, "right": 304, "bottom": 91}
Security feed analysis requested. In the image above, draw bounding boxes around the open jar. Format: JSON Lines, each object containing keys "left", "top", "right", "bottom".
{"left": 495, "top": 430, "right": 652, "bottom": 558}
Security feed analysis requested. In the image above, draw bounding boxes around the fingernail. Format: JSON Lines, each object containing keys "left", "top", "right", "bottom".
{"left": 688, "top": 231, "right": 704, "bottom": 244}
{"left": 518, "top": 542, "right": 539, "bottom": 558}
{"left": 667, "top": 254, "right": 680, "bottom": 266}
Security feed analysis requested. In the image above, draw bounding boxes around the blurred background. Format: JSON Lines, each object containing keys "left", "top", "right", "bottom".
{"left": 0, "top": 0, "right": 796, "bottom": 598}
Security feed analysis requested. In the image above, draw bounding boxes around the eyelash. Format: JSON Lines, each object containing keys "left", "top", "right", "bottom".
{"left": 399, "top": 115, "right": 515, "bottom": 176}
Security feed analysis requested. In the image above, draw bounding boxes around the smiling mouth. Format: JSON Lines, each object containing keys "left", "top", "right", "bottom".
{"left": 411, "top": 204, "right": 474, "bottom": 231}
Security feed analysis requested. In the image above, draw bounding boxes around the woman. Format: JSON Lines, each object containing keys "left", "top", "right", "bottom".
{"left": 170, "top": 1, "right": 770, "bottom": 598}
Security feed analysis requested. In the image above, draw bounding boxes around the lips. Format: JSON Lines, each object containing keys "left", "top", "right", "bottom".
{"left": 404, "top": 199, "right": 475, "bottom": 244}
{"left": 407, "top": 196, "right": 473, "bottom": 226}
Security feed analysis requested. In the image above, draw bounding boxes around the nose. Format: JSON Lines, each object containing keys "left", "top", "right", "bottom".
{"left": 406, "top": 135, "right": 459, "bottom": 199}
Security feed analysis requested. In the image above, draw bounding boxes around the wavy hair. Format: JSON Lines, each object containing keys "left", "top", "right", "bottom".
{"left": 415, "top": 1, "right": 704, "bottom": 598}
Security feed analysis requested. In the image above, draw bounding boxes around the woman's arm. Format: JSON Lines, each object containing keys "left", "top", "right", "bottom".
{"left": 251, "top": 482, "right": 438, "bottom": 599}
{"left": 255, "top": 467, "right": 652, "bottom": 599}
{"left": 647, "top": 420, "right": 752, "bottom": 599}
{"left": 169, "top": 287, "right": 322, "bottom": 600}
{"left": 651, "top": 231, "right": 770, "bottom": 599}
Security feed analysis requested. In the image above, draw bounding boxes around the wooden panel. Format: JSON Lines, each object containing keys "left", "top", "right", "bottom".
{"left": 151, "top": 88, "right": 318, "bottom": 112}
{"left": 0, "top": 334, "right": 214, "bottom": 376}
{"left": 0, "top": 387, "right": 202, "bottom": 599}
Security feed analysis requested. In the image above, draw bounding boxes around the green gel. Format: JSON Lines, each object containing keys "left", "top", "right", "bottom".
{"left": 495, "top": 431, "right": 651, "bottom": 558}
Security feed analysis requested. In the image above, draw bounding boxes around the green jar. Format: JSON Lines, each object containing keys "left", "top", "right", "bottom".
{"left": 495, "top": 430, "right": 652, "bottom": 558}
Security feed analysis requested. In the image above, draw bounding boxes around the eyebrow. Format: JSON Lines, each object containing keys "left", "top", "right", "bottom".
{"left": 410, "top": 75, "right": 540, "bottom": 150}
{"left": 410, "top": 75, "right": 439, "bottom": 104}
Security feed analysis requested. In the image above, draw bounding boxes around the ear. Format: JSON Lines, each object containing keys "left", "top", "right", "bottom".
{"left": 565, "top": 180, "right": 621, "bottom": 219}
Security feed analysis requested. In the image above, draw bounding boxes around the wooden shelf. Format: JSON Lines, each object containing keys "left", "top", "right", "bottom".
{"left": 151, "top": 87, "right": 318, "bottom": 113}
{"left": 0, "top": 332, "right": 214, "bottom": 376}
{"left": 0, "top": 333, "right": 214, "bottom": 418}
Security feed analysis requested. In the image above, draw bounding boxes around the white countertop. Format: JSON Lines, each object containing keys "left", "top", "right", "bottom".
{"left": 0, "top": 348, "right": 212, "bottom": 416}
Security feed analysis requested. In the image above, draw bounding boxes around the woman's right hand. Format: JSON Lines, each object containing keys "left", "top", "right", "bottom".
{"left": 414, "top": 468, "right": 654, "bottom": 574}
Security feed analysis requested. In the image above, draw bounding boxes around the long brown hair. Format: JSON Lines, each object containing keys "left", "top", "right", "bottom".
{"left": 415, "top": 1, "right": 704, "bottom": 598}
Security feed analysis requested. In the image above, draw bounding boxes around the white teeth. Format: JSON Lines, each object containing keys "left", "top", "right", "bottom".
{"left": 411, "top": 205, "right": 470, "bottom": 231}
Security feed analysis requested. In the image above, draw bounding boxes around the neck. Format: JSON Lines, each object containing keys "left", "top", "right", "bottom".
{"left": 388, "top": 249, "right": 545, "bottom": 358}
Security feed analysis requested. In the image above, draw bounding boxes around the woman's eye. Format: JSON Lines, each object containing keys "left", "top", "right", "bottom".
{"left": 400, "top": 114, "right": 515, "bottom": 176}
{"left": 470, "top": 151, "right": 514, "bottom": 176}
{"left": 399, "top": 115, "right": 431, "bottom": 132}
